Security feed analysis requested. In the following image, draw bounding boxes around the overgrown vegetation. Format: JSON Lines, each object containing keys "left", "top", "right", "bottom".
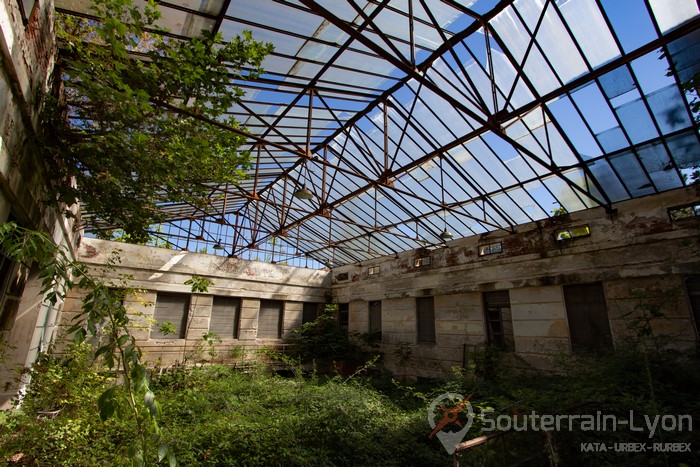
{"left": 1, "top": 225, "right": 698, "bottom": 466}
{"left": 0, "top": 222, "right": 176, "bottom": 465}
{"left": 286, "top": 305, "right": 373, "bottom": 369}
{"left": 1, "top": 341, "right": 698, "bottom": 466}
{"left": 43, "top": 0, "right": 273, "bottom": 241}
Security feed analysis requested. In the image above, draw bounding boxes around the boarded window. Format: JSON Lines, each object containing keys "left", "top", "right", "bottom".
{"left": 257, "top": 300, "right": 283, "bottom": 339}
{"left": 151, "top": 293, "right": 190, "bottom": 339}
{"left": 483, "top": 291, "right": 514, "bottom": 351}
{"left": 211, "top": 296, "right": 240, "bottom": 339}
{"left": 302, "top": 302, "right": 322, "bottom": 324}
{"left": 369, "top": 301, "right": 382, "bottom": 340}
{"left": 563, "top": 283, "right": 613, "bottom": 352}
{"left": 416, "top": 296, "right": 435, "bottom": 343}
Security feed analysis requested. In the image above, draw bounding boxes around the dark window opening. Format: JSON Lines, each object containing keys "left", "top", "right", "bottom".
{"left": 302, "top": 302, "right": 322, "bottom": 325}
{"left": 563, "top": 283, "right": 613, "bottom": 352}
{"left": 685, "top": 276, "right": 700, "bottom": 338}
{"left": 483, "top": 291, "right": 514, "bottom": 351}
{"left": 416, "top": 296, "right": 436, "bottom": 343}
{"left": 369, "top": 300, "right": 382, "bottom": 341}
{"left": 338, "top": 303, "right": 349, "bottom": 334}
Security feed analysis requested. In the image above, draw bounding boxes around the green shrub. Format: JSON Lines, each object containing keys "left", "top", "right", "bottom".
{"left": 3, "top": 343, "right": 698, "bottom": 466}
{"left": 0, "top": 343, "right": 132, "bottom": 465}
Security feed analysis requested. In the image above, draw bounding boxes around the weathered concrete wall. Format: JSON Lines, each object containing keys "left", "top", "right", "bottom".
{"left": 0, "top": 0, "right": 81, "bottom": 407}
{"left": 62, "top": 238, "right": 331, "bottom": 365}
{"left": 333, "top": 187, "right": 700, "bottom": 377}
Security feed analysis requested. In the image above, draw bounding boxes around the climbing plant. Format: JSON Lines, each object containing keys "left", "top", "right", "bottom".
{"left": 43, "top": 0, "right": 273, "bottom": 242}
{"left": 0, "top": 222, "right": 173, "bottom": 465}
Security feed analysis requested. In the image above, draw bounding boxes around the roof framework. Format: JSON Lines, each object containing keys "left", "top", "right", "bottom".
{"left": 56, "top": 0, "right": 700, "bottom": 268}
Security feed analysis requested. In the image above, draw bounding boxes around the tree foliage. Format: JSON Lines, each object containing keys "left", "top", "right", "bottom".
{"left": 44, "top": 0, "right": 273, "bottom": 242}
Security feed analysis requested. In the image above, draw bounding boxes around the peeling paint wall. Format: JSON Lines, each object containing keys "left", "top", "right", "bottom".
{"left": 0, "top": 0, "right": 80, "bottom": 407}
{"left": 62, "top": 239, "right": 331, "bottom": 365}
{"left": 332, "top": 187, "right": 700, "bottom": 377}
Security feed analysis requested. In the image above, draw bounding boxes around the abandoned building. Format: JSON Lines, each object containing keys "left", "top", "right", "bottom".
{"left": 1, "top": 0, "right": 699, "bottom": 407}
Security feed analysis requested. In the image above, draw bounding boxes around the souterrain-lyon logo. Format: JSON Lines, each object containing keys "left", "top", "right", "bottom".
{"left": 428, "top": 393, "right": 474, "bottom": 454}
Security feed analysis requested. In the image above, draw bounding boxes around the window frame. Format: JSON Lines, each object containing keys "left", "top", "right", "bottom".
{"left": 668, "top": 203, "right": 700, "bottom": 221}
{"left": 368, "top": 300, "right": 382, "bottom": 341}
{"left": 416, "top": 296, "right": 436, "bottom": 344}
{"left": 257, "top": 299, "right": 284, "bottom": 339}
{"left": 151, "top": 292, "right": 190, "bottom": 339}
{"left": 479, "top": 242, "right": 503, "bottom": 256}
{"left": 483, "top": 290, "right": 514, "bottom": 351}
{"left": 554, "top": 225, "right": 591, "bottom": 241}
{"left": 210, "top": 296, "right": 241, "bottom": 339}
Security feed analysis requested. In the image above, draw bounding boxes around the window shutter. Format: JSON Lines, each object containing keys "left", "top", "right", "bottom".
{"left": 257, "top": 300, "right": 283, "bottom": 339}
{"left": 211, "top": 296, "right": 240, "bottom": 339}
{"left": 151, "top": 293, "right": 189, "bottom": 339}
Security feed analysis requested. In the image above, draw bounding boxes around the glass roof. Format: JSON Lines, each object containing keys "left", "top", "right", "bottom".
{"left": 55, "top": 0, "right": 700, "bottom": 268}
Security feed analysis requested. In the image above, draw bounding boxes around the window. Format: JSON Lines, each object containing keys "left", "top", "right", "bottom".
{"left": 479, "top": 242, "right": 503, "bottom": 256}
{"left": 151, "top": 293, "right": 190, "bottom": 339}
{"left": 335, "top": 272, "right": 349, "bottom": 281}
{"left": 669, "top": 203, "right": 700, "bottom": 221}
{"left": 302, "top": 302, "right": 322, "bottom": 325}
{"left": 483, "top": 291, "right": 514, "bottom": 351}
{"left": 563, "top": 283, "right": 613, "bottom": 352}
{"left": 210, "top": 296, "right": 240, "bottom": 339}
{"left": 257, "top": 300, "right": 283, "bottom": 339}
{"left": 338, "top": 303, "right": 349, "bottom": 334}
{"left": 369, "top": 301, "right": 382, "bottom": 340}
{"left": 685, "top": 276, "right": 700, "bottom": 337}
{"left": 414, "top": 256, "right": 431, "bottom": 267}
{"left": 554, "top": 225, "right": 591, "bottom": 241}
{"left": 416, "top": 296, "right": 436, "bottom": 343}
{"left": 368, "top": 265, "right": 380, "bottom": 276}
{"left": 0, "top": 253, "right": 21, "bottom": 335}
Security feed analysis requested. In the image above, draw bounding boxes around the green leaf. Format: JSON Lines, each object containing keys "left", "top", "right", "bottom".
{"left": 98, "top": 387, "right": 116, "bottom": 421}
{"left": 128, "top": 443, "right": 145, "bottom": 467}
{"left": 117, "top": 333, "right": 131, "bottom": 346}
{"left": 144, "top": 390, "right": 159, "bottom": 417}
{"left": 46, "top": 0, "right": 272, "bottom": 240}
{"left": 158, "top": 441, "right": 168, "bottom": 462}
{"left": 167, "top": 450, "right": 177, "bottom": 467}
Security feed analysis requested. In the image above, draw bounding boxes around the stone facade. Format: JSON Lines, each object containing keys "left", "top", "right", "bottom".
{"left": 0, "top": 0, "right": 80, "bottom": 407}
{"left": 61, "top": 239, "right": 331, "bottom": 366}
{"left": 332, "top": 186, "right": 700, "bottom": 377}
